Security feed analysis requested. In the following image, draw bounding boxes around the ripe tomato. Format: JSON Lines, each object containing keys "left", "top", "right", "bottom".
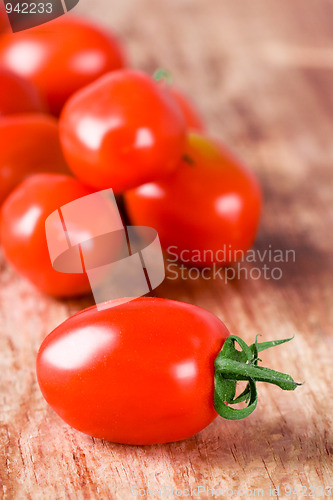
{"left": 0, "top": 114, "right": 68, "bottom": 207}
{"left": 125, "top": 133, "right": 262, "bottom": 266}
{"left": 59, "top": 70, "right": 186, "bottom": 193}
{"left": 169, "top": 87, "right": 205, "bottom": 131}
{"left": 0, "top": 174, "right": 96, "bottom": 297}
{"left": 36, "top": 297, "right": 300, "bottom": 444}
{"left": 0, "top": 17, "right": 125, "bottom": 116}
{"left": 0, "top": 68, "right": 44, "bottom": 117}
{"left": 37, "top": 297, "right": 228, "bottom": 444}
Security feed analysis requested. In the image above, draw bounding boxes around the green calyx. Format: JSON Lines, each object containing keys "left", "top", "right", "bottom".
{"left": 214, "top": 335, "right": 303, "bottom": 420}
{"left": 153, "top": 68, "right": 173, "bottom": 86}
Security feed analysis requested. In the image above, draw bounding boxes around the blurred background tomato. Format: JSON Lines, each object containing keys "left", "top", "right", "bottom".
{"left": 0, "top": 16, "right": 126, "bottom": 115}
{"left": 0, "top": 114, "right": 69, "bottom": 208}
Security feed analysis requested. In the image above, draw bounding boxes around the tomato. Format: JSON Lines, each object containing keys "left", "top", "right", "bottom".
{"left": 0, "top": 17, "right": 125, "bottom": 116}
{"left": 59, "top": 70, "right": 186, "bottom": 193}
{"left": 1, "top": 173, "right": 126, "bottom": 296}
{"left": 0, "top": 173, "right": 97, "bottom": 297}
{"left": 0, "top": 68, "right": 44, "bottom": 117}
{"left": 169, "top": 86, "right": 205, "bottom": 131}
{"left": 36, "top": 297, "right": 300, "bottom": 444}
{"left": 37, "top": 297, "right": 228, "bottom": 444}
{"left": 125, "top": 133, "right": 262, "bottom": 267}
{"left": 0, "top": 113, "right": 68, "bottom": 207}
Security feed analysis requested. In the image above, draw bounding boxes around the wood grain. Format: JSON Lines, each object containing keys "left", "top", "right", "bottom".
{"left": 1, "top": 0, "right": 333, "bottom": 498}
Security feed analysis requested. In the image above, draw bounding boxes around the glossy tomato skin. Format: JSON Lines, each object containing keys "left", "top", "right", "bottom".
{"left": 59, "top": 70, "right": 186, "bottom": 193}
{"left": 0, "top": 68, "right": 44, "bottom": 117}
{"left": 0, "top": 114, "right": 68, "bottom": 207}
{"left": 36, "top": 297, "right": 229, "bottom": 444}
{"left": 125, "top": 133, "right": 262, "bottom": 267}
{"left": 0, "top": 17, "right": 125, "bottom": 115}
{"left": 0, "top": 174, "right": 95, "bottom": 296}
{"left": 170, "top": 87, "right": 205, "bottom": 131}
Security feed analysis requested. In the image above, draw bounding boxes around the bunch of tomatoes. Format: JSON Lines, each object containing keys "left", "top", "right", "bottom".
{"left": 0, "top": 15, "right": 300, "bottom": 445}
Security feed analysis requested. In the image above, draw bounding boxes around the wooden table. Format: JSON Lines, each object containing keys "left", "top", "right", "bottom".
{"left": 1, "top": 0, "right": 333, "bottom": 498}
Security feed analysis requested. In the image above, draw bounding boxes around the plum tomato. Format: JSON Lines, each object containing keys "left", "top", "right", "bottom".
{"left": 0, "top": 173, "right": 98, "bottom": 297}
{"left": 0, "top": 113, "right": 69, "bottom": 207}
{"left": 169, "top": 86, "right": 205, "bottom": 131}
{"left": 37, "top": 297, "right": 229, "bottom": 444}
{"left": 36, "top": 297, "right": 300, "bottom": 445}
{"left": 0, "top": 68, "right": 44, "bottom": 117}
{"left": 125, "top": 133, "right": 262, "bottom": 267}
{"left": 59, "top": 69, "right": 186, "bottom": 193}
{"left": 0, "top": 16, "right": 125, "bottom": 115}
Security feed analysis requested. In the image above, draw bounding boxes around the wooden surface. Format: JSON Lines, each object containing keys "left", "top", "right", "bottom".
{"left": 1, "top": 0, "right": 333, "bottom": 498}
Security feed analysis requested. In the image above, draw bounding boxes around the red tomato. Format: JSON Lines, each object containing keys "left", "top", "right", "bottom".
{"left": 0, "top": 17, "right": 125, "bottom": 116}
{"left": 59, "top": 70, "right": 186, "bottom": 193}
{"left": 36, "top": 297, "right": 300, "bottom": 444}
{"left": 125, "top": 133, "right": 262, "bottom": 267}
{"left": 0, "top": 174, "right": 96, "bottom": 297}
{"left": 0, "top": 114, "right": 68, "bottom": 207}
{"left": 169, "top": 87, "right": 205, "bottom": 131}
{"left": 36, "top": 297, "right": 228, "bottom": 444}
{"left": 0, "top": 3, "right": 10, "bottom": 33}
{"left": 0, "top": 68, "right": 44, "bottom": 117}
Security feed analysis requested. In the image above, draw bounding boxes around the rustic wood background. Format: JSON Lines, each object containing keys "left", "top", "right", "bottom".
{"left": 1, "top": 0, "right": 333, "bottom": 498}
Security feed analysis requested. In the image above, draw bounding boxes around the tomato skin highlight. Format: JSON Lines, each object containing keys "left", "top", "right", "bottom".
{"left": 0, "top": 17, "right": 125, "bottom": 116}
{"left": 0, "top": 68, "right": 44, "bottom": 117}
{"left": 125, "top": 133, "right": 262, "bottom": 267}
{"left": 36, "top": 297, "right": 229, "bottom": 444}
{"left": 0, "top": 174, "right": 95, "bottom": 297}
{"left": 59, "top": 70, "right": 186, "bottom": 193}
{"left": 0, "top": 113, "right": 68, "bottom": 208}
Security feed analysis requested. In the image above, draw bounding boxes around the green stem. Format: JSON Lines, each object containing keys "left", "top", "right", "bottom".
{"left": 214, "top": 335, "right": 303, "bottom": 420}
{"left": 153, "top": 68, "right": 173, "bottom": 86}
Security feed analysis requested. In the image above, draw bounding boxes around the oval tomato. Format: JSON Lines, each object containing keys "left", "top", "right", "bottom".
{"left": 0, "top": 173, "right": 96, "bottom": 297}
{"left": 0, "top": 17, "right": 125, "bottom": 115}
{"left": 169, "top": 87, "right": 205, "bottom": 131}
{"left": 36, "top": 297, "right": 300, "bottom": 444}
{"left": 60, "top": 69, "right": 186, "bottom": 193}
{"left": 125, "top": 133, "right": 262, "bottom": 267}
{"left": 36, "top": 297, "right": 228, "bottom": 444}
{"left": 0, "top": 113, "right": 68, "bottom": 207}
{"left": 0, "top": 68, "right": 44, "bottom": 117}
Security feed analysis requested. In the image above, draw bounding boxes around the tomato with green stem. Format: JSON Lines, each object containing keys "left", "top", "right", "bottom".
{"left": 0, "top": 114, "right": 68, "bottom": 208}
{"left": 0, "top": 68, "right": 44, "bottom": 117}
{"left": 125, "top": 132, "right": 262, "bottom": 267}
{"left": 0, "top": 17, "right": 125, "bottom": 116}
{"left": 59, "top": 69, "right": 186, "bottom": 193}
{"left": 36, "top": 297, "right": 300, "bottom": 445}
